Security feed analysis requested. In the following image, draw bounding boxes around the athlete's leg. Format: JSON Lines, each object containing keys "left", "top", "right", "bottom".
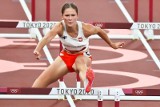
{"left": 72, "top": 55, "right": 94, "bottom": 92}
{"left": 32, "top": 56, "right": 68, "bottom": 88}
{"left": 73, "top": 55, "right": 91, "bottom": 81}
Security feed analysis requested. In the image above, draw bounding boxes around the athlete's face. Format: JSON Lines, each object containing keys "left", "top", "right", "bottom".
{"left": 62, "top": 8, "right": 78, "bottom": 27}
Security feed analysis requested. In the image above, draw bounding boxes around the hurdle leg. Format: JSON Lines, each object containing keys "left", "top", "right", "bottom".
{"left": 76, "top": 73, "right": 81, "bottom": 88}
{"left": 115, "top": 101, "right": 120, "bottom": 107}
{"left": 97, "top": 90, "right": 103, "bottom": 107}
{"left": 114, "top": 90, "right": 120, "bottom": 107}
{"left": 98, "top": 101, "right": 103, "bottom": 107}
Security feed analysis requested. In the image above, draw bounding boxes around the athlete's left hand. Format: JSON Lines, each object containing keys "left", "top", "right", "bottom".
{"left": 111, "top": 42, "right": 125, "bottom": 49}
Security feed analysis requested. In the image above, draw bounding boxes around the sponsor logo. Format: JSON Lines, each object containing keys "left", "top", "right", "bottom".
{"left": 133, "top": 89, "right": 146, "bottom": 96}
{"left": 93, "top": 22, "right": 105, "bottom": 28}
{"left": 8, "top": 88, "right": 21, "bottom": 94}
{"left": 57, "top": 88, "right": 95, "bottom": 95}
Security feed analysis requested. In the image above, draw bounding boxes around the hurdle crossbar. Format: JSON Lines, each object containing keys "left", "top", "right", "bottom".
{"left": 0, "top": 33, "right": 36, "bottom": 38}
{"left": 1, "top": 87, "right": 160, "bottom": 101}
{"left": 0, "top": 95, "right": 61, "bottom": 100}
{"left": 1, "top": 20, "right": 159, "bottom": 40}
{"left": 1, "top": 95, "right": 160, "bottom": 101}
{"left": 1, "top": 87, "right": 160, "bottom": 96}
{"left": 1, "top": 20, "right": 160, "bottom": 29}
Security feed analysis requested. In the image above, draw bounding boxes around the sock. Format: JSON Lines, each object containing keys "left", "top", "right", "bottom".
{"left": 83, "top": 78, "right": 88, "bottom": 89}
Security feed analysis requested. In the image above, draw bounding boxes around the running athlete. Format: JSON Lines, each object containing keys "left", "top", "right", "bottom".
{"left": 32, "top": 3, "right": 124, "bottom": 93}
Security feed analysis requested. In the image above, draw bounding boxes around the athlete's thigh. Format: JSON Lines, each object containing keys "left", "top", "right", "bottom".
{"left": 40, "top": 56, "right": 69, "bottom": 82}
{"left": 72, "top": 55, "right": 91, "bottom": 71}
{"left": 77, "top": 55, "right": 91, "bottom": 66}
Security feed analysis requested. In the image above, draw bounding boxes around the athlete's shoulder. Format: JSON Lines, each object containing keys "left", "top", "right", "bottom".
{"left": 82, "top": 22, "right": 100, "bottom": 35}
{"left": 50, "top": 21, "right": 63, "bottom": 34}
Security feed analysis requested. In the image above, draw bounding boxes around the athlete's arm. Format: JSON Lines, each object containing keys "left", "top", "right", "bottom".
{"left": 83, "top": 23, "right": 124, "bottom": 49}
{"left": 33, "top": 22, "right": 63, "bottom": 59}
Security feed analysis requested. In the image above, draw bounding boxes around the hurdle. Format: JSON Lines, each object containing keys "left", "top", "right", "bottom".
{"left": 1, "top": 87, "right": 160, "bottom": 107}
{"left": 1, "top": 0, "right": 160, "bottom": 107}
{"left": 115, "top": 0, "right": 160, "bottom": 70}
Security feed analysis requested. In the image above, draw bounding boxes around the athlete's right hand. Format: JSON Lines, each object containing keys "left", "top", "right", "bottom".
{"left": 33, "top": 50, "right": 41, "bottom": 60}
